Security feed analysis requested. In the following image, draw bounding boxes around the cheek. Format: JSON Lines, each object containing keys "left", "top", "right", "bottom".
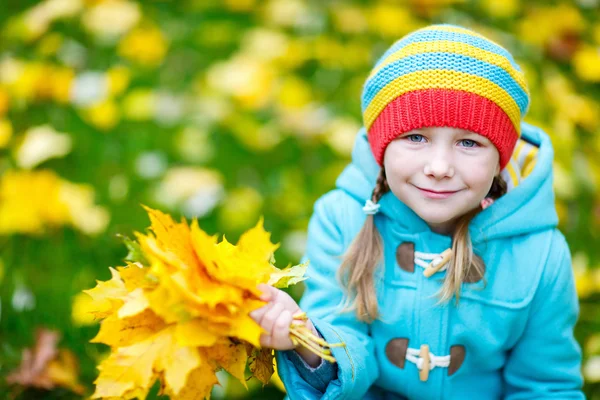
{"left": 459, "top": 148, "right": 499, "bottom": 181}
{"left": 383, "top": 152, "right": 413, "bottom": 188}
{"left": 462, "top": 162, "right": 497, "bottom": 193}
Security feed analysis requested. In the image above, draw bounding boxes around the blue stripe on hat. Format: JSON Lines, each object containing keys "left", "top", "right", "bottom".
{"left": 361, "top": 52, "right": 529, "bottom": 114}
{"left": 372, "top": 25, "right": 523, "bottom": 74}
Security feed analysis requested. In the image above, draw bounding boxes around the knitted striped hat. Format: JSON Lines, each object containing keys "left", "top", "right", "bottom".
{"left": 362, "top": 24, "right": 530, "bottom": 169}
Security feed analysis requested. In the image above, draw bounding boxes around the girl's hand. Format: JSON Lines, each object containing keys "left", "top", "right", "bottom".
{"left": 249, "top": 284, "right": 303, "bottom": 350}
{"left": 249, "top": 284, "right": 327, "bottom": 367}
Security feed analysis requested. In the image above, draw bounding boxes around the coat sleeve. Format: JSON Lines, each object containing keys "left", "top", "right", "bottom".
{"left": 275, "top": 190, "right": 380, "bottom": 400}
{"left": 502, "top": 231, "right": 584, "bottom": 399}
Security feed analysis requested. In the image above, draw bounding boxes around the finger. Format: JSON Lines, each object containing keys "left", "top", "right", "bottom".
{"left": 261, "top": 302, "right": 284, "bottom": 334}
{"left": 259, "top": 330, "right": 272, "bottom": 348}
{"left": 249, "top": 301, "right": 275, "bottom": 322}
{"left": 272, "top": 309, "right": 293, "bottom": 349}
{"left": 259, "top": 302, "right": 284, "bottom": 348}
{"left": 257, "top": 283, "right": 278, "bottom": 302}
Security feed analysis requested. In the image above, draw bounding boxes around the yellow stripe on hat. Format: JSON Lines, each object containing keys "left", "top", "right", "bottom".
{"left": 363, "top": 69, "right": 522, "bottom": 132}
{"left": 367, "top": 40, "right": 528, "bottom": 94}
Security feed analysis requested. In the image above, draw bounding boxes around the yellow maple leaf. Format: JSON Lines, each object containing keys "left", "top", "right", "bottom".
{"left": 170, "top": 269, "right": 245, "bottom": 309}
{"left": 142, "top": 206, "right": 199, "bottom": 272}
{"left": 84, "top": 267, "right": 127, "bottom": 318}
{"left": 137, "top": 233, "right": 191, "bottom": 276}
{"left": 228, "top": 309, "right": 265, "bottom": 347}
{"left": 146, "top": 278, "right": 191, "bottom": 324}
{"left": 163, "top": 362, "right": 218, "bottom": 400}
{"left": 117, "top": 288, "right": 150, "bottom": 319}
{"left": 155, "top": 339, "right": 202, "bottom": 395}
{"left": 214, "top": 236, "right": 278, "bottom": 294}
{"left": 204, "top": 339, "right": 248, "bottom": 388}
{"left": 91, "top": 310, "right": 166, "bottom": 348}
{"left": 237, "top": 217, "right": 280, "bottom": 263}
{"left": 174, "top": 319, "right": 220, "bottom": 347}
{"left": 117, "top": 262, "right": 156, "bottom": 291}
{"left": 71, "top": 292, "right": 106, "bottom": 325}
{"left": 92, "top": 326, "right": 201, "bottom": 398}
{"left": 190, "top": 219, "right": 220, "bottom": 276}
{"left": 92, "top": 337, "right": 164, "bottom": 398}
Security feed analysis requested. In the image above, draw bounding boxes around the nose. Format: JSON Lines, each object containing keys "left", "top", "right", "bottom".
{"left": 423, "top": 149, "right": 454, "bottom": 179}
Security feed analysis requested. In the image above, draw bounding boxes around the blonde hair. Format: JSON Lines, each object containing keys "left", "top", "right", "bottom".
{"left": 337, "top": 168, "right": 507, "bottom": 323}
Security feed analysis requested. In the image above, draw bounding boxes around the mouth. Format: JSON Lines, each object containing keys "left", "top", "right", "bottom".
{"left": 414, "top": 185, "right": 462, "bottom": 199}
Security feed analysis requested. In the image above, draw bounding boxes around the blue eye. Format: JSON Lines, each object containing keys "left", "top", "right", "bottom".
{"left": 407, "top": 134, "right": 425, "bottom": 142}
{"left": 460, "top": 139, "right": 479, "bottom": 148}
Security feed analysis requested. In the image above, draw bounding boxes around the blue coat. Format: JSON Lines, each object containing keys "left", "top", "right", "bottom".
{"left": 275, "top": 122, "right": 584, "bottom": 399}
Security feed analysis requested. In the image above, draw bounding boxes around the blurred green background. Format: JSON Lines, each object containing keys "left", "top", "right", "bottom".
{"left": 1, "top": 0, "right": 600, "bottom": 398}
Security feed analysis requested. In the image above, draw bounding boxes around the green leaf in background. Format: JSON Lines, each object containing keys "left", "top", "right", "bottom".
{"left": 116, "top": 234, "right": 149, "bottom": 266}
{"left": 269, "top": 261, "right": 309, "bottom": 289}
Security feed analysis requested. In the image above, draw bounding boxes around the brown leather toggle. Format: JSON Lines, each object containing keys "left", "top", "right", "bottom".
{"left": 396, "top": 242, "right": 415, "bottom": 273}
{"left": 385, "top": 338, "right": 409, "bottom": 369}
{"left": 448, "top": 345, "right": 466, "bottom": 376}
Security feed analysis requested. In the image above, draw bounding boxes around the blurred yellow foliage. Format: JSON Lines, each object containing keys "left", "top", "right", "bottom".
{"left": 0, "top": 169, "right": 109, "bottom": 235}
{"left": 118, "top": 25, "right": 168, "bottom": 67}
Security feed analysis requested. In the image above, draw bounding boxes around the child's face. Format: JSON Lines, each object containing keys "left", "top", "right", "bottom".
{"left": 383, "top": 126, "right": 500, "bottom": 235}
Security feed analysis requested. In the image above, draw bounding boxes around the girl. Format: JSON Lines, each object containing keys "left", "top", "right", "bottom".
{"left": 249, "top": 24, "right": 584, "bottom": 399}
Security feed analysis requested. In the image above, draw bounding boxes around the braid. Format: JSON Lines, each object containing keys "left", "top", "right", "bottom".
{"left": 338, "top": 167, "right": 389, "bottom": 322}
{"left": 372, "top": 168, "right": 390, "bottom": 203}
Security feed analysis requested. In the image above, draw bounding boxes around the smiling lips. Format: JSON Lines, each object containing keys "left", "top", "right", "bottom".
{"left": 416, "top": 186, "right": 461, "bottom": 199}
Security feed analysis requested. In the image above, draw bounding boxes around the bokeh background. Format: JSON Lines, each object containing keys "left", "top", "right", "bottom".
{"left": 1, "top": 0, "right": 600, "bottom": 398}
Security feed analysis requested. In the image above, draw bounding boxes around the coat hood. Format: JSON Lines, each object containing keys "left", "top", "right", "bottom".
{"left": 335, "top": 122, "right": 558, "bottom": 243}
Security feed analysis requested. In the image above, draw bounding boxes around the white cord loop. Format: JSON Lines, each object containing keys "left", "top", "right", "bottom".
{"left": 414, "top": 251, "right": 449, "bottom": 272}
{"left": 362, "top": 199, "right": 380, "bottom": 215}
{"left": 406, "top": 348, "right": 451, "bottom": 371}
{"left": 414, "top": 249, "right": 453, "bottom": 277}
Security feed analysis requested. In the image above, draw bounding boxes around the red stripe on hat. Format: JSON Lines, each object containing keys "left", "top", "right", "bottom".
{"left": 368, "top": 89, "right": 518, "bottom": 169}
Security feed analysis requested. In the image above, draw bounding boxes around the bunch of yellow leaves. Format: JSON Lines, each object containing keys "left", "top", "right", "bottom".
{"left": 84, "top": 206, "right": 338, "bottom": 399}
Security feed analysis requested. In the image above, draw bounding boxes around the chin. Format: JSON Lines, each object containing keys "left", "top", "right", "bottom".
{"left": 415, "top": 210, "right": 456, "bottom": 225}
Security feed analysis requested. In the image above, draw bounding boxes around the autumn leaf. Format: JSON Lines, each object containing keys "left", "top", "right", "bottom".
{"left": 237, "top": 216, "right": 280, "bottom": 263}
{"left": 7, "top": 328, "right": 59, "bottom": 389}
{"left": 6, "top": 328, "right": 85, "bottom": 395}
{"left": 45, "top": 350, "right": 86, "bottom": 395}
{"left": 71, "top": 292, "right": 105, "bottom": 326}
{"left": 164, "top": 362, "right": 218, "bottom": 400}
{"left": 117, "top": 262, "right": 157, "bottom": 291}
{"left": 268, "top": 261, "right": 309, "bottom": 288}
{"left": 83, "top": 267, "right": 127, "bottom": 318}
{"left": 248, "top": 347, "right": 274, "bottom": 386}
{"left": 92, "top": 326, "right": 201, "bottom": 398}
{"left": 204, "top": 339, "right": 248, "bottom": 387}
{"left": 174, "top": 319, "right": 220, "bottom": 348}
{"left": 117, "top": 287, "right": 150, "bottom": 318}
{"left": 91, "top": 309, "right": 166, "bottom": 348}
